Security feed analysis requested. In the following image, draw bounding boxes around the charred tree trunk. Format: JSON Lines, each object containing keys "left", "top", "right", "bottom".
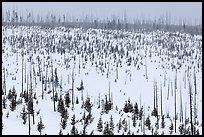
{"left": 145, "top": 59, "right": 148, "bottom": 79}
{"left": 53, "top": 65, "right": 56, "bottom": 112}
{"left": 45, "top": 65, "right": 48, "bottom": 91}
{"left": 25, "top": 61, "right": 26, "bottom": 83}
{"left": 28, "top": 113, "right": 31, "bottom": 135}
{"left": 160, "top": 83, "right": 163, "bottom": 118}
{"left": 193, "top": 69, "right": 197, "bottom": 131}
{"left": 41, "top": 70, "right": 44, "bottom": 100}
{"left": 155, "top": 81, "right": 158, "bottom": 113}
{"left": 167, "top": 77, "right": 170, "bottom": 100}
{"left": 32, "top": 112, "right": 35, "bottom": 125}
{"left": 184, "top": 103, "right": 187, "bottom": 135}
{"left": 174, "top": 79, "right": 177, "bottom": 133}
{"left": 164, "top": 70, "right": 166, "bottom": 87}
{"left": 180, "top": 85, "right": 183, "bottom": 123}
{"left": 188, "top": 78, "right": 193, "bottom": 135}
{"left": 72, "top": 69, "right": 74, "bottom": 107}
{"left": 4, "top": 67, "right": 6, "bottom": 95}
{"left": 22, "top": 57, "right": 24, "bottom": 95}
{"left": 171, "top": 80, "right": 173, "bottom": 97}
{"left": 153, "top": 80, "right": 155, "bottom": 110}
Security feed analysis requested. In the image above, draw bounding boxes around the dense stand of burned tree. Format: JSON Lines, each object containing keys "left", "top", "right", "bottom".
{"left": 2, "top": 9, "right": 202, "bottom": 35}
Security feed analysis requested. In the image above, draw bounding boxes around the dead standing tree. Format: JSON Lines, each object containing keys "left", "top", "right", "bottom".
{"left": 188, "top": 77, "right": 194, "bottom": 135}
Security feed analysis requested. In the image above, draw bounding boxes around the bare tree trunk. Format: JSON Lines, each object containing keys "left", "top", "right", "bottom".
{"left": 145, "top": 59, "right": 148, "bottom": 79}
{"left": 52, "top": 63, "right": 56, "bottom": 112}
{"left": 41, "top": 70, "right": 44, "bottom": 100}
{"left": 140, "top": 95, "right": 142, "bottom": 132}
{"left": 107, "top": 57, "right": 110, "bottom": 78}
{"left": 164, "top": 70, "right": 166, "bottom": 87}
{"left": 109, "top": 80, "right": 111, "bottom": 101}
{"left": 184, "top": 70, "right": 186, "bottom": 89}
{"left": 153, "top": 80, "right": 155, "bottom": 109}
{"left": 45, "top": 65, "right": 48, "bottom": 91}
{"left": 79, "top": 55, "right": 81, "bottom": 74}
{"left": 25, "top": 61, "right": 26, "bottom": 83}
{"left": 72, "top": 69, "right": 74, "bottom": 107}
{"left": 174, "top": 79, "right": 177, "bottom": 133}
{"left": 193, "top": 69, "right": 197, "bottom": 131}
{"left": 160, "top": 83, "right": 163, "bottom": 117}
{"left": 180, "top": 85, "right": 183, "bottom": 123}
{"left": 4, "top": 67, "right": 6, "bottom": 95}
{"left": 155, "top": 80, "right": 158, "bottom": 113}
{"left": 22, "top": 57, "right": 24, "bottom": 95}
{"left": 184, "top": 103, "right": 187, "bottom": 135}
{"left": 28, "top": 113, "right": 31, "bottom": 135}
{"left": 188, "top": 78, "right": 193, "bottom": 135}
{"left": 32, "top": 112, "right": 35, "bottom": 125}
{"left": 171, "top": 80, "right": 173, "bottom": 96}
{"left": 143, "top": 109, "right": 145, "bottom": 135}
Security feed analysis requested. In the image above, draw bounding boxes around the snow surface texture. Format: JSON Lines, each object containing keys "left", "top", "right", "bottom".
{"left": 2, "top": 25, "right": 202, "bottom": 135}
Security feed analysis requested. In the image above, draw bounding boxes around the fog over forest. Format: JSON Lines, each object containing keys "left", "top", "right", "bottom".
{"left": 2, "top": 2, "right": 202, "bottom": 26}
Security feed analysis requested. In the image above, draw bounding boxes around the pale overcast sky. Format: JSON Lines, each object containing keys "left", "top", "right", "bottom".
{"left": 2, "top": 2, "right": 202, "bottom": 25}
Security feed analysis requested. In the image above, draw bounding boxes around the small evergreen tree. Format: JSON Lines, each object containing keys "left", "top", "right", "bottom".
{"left": 7, "top": 89, "right": 12, "bottom": 100}
{"left": 151, "top": 108, "right": 158, "bottom": 117}
{"left": 123, "top": 101, "right": 129, "bottom": 113}
{"left": 133, "top": 102, "right": 139, "bottom": 119}
{"left": 64, "top": 92, "right": 71, "bottom": 108}
{"left": 139, "top": 106, "right": 143, "bottom": 120}
{"left": 70, "top": 125, "right": 78, "bottom": 135}
{"left": 57, "top": 95, "right": 65, "bottom": 114}
{"left": 84, "top": 96, "right": 93, "bottom": 113}
{"left": 127, "top": 98, "right": 133, "bottom": 112}
{"left": 103, "top": 122, "right": 111, "bottom": 135}
{"left": 109, "top": 115, "right": 114, "bottom": 132}
{"left": 97, "top": 116, "right": 103, "bottom": 132}
{"left": 169, "top": 122, "right": 173, "bottom": 134}
{"left": 60, "top": 109, "right": 68, "bottom": 130}
{"left": 37, "top": 117, "right": 45, "bottom": 135}
{"left": 145, "top": 115, "right": 151, "bottom": 130}
{"left": 104, "top": 95, "right": 111, "bottom": 113}
{"left": 2, "top": 95, "right": 6, "bottom": 109}
{"left": 124, "top": 120, "right": 128, "bottom": 132}
{"left": 178, "top": 123, "right": 184, "bottom": 135}
{"left": 10, "top": 96, "right": 17, "bottom": 111}
{"left": 161, "top": 115, "right": 165, "bottom": 128}
{"left": 132, "top": 113, "right": 136, "bottom": 127}
{"left": 20, "top": 105, "right": 27, "bottom": 124}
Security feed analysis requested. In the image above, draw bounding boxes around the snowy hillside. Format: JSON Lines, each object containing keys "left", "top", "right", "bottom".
{"left": 2, "top": 25, "right": 202, "bottom": 135}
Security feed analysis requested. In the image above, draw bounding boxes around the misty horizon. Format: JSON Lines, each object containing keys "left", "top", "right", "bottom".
{"left": 2, "top": 2, "right": 202, "bottom": 26}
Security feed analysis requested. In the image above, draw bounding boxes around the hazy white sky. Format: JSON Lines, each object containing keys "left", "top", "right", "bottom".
{"left": 2, "top": 2, "right": 202, "bottom": 25}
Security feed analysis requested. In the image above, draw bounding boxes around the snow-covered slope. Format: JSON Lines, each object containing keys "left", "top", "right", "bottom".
{"left": 2, "top": 25, "right": 202, "bottom": 135}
